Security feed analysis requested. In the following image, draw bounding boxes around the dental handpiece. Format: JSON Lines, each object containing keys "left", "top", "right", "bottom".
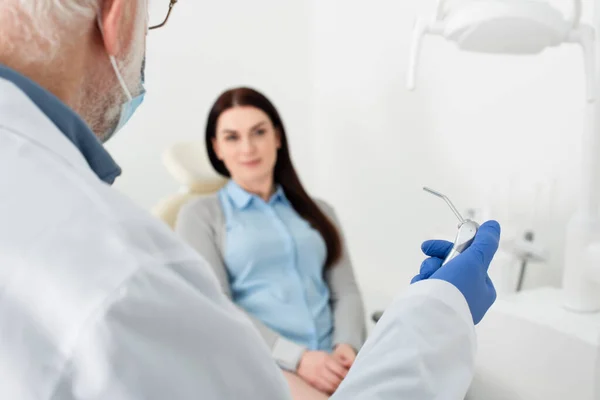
{"left": 423, "top": 187, "right": 479, "bottom": 266}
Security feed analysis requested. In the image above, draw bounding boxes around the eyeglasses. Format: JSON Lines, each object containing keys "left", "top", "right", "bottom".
{"left": 149, "top": 0, "right": 178, "bottom": 30}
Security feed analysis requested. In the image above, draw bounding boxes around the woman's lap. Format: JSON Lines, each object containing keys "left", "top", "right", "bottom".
{"left": 282, "top": 371, "right": 329, "bottom": 400}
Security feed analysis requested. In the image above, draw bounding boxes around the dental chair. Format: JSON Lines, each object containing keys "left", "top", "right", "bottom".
{"left": 152, "top": 141, "right": 227, "bottom": 229}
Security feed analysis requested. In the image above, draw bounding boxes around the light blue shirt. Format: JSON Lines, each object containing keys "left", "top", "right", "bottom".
{"left": 219, "top": 181, "right": 334, "bottom": 351}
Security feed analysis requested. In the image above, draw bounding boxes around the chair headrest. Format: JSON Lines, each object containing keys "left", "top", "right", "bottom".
{"left": 162, "top": 141, "right": 227, "bottom": 193}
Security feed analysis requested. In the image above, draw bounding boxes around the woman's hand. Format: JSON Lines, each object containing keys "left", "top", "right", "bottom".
{"left": 332, "top": 343, "right": 357, "bottom": 369}
{"left": 297, "top": 350, "right": 348, "bottom": 394}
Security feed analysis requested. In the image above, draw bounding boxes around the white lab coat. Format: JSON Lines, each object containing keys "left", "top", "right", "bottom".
{"left": 0, "top": 77, "right": 477, "bottom": 399}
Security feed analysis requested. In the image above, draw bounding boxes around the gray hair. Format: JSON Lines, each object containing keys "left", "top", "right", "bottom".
{"left": 0, "top": 0, "right": 100, "bottom": 63}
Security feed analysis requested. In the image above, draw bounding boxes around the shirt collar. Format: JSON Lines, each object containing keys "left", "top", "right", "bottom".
{"left": 225, "top": 180, "right": 289, "bottom": 209}
{"left": 0, "top": 64, "right": 122, "bottom": 184}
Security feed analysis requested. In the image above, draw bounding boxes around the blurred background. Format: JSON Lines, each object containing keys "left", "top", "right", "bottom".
{"left": 106, "top": 0, "right": 592, "bottom": 313}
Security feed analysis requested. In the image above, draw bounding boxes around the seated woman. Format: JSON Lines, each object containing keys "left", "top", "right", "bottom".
{"left": 175, "top": 87, "right": 366, "bottom": 399}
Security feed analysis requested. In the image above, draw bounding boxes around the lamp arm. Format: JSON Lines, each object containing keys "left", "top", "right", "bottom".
{"left": 569, "top": 25, "right": 596, "bottom": 102}
{"left": 570, "top": 0, "right": 582, "bottom": 28}
{"left": 407, "top": 19, "right": 430, "bottom": 91}
{"left": 435, "top": 0, "right": 446, "bottom": 21}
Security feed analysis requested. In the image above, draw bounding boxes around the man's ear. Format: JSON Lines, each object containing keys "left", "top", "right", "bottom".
{"left": 99, "top": 0, "right": 126, "bottom": 56}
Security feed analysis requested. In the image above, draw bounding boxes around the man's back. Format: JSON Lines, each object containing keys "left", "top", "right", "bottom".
{"left": 0, "top": 71, "right": 489, "bottom": 400}
{"left": 0, "top": 78, "right": 291, "bottom": 399}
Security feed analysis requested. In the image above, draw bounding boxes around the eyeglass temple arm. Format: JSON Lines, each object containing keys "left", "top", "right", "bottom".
{"left": 149, "top": 0, "right": 178, "bottom": 30}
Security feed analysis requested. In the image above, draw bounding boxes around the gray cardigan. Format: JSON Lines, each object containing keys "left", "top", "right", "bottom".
{"left": 175, "top": 193, "right": 366, "bottom": 371}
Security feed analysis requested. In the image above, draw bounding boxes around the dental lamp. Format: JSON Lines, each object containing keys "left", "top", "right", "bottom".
{"left": 407, "top": 2, "right": 600, "bottom": 397}
{"left": 408, "top": 0, "right": 600, "bottom": 313}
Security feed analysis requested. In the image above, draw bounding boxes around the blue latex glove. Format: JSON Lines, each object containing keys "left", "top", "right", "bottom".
{"left": 411, "top": 220, "right": 501, "bottom": 325}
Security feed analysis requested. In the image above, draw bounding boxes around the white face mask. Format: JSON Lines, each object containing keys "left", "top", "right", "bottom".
{"left": 96, "top": 16, "right": 146, "bottom": 142}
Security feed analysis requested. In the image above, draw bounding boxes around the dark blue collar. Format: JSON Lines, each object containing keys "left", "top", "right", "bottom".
{"left": 225, "top": 180, "right": 289, "bottom": 209}
{"left": 0, "top": 64, "right": 122, "bottom": 184}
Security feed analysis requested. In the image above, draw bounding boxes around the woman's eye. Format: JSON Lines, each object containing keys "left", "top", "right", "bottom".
{"left": 255, "top": 129, "right": 266, "bottom": 136}
{"left": 225, "top": 135, "right": 238, "bottom": 141}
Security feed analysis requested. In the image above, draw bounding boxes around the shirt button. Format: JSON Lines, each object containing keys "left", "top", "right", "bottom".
{"left": 303, "top": 280, "right": 314, "bottom": 299}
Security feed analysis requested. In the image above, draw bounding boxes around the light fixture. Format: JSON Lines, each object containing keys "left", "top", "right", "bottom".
{"left": 407, "top": 0, "right": 600, "bottom": 312}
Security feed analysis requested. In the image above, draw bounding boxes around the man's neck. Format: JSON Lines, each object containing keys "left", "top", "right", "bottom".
{"left": 0, "top": 51, "right": 83, "bottom": 114}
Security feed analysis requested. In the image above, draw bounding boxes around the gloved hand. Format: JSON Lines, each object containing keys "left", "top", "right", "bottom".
{"left": 411, "top": 220, "right": 501, "bottom": 325}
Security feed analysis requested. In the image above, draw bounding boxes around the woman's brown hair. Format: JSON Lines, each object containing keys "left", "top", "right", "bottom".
{"left": 205, "top": 87, "right": 342, "bottom": 268}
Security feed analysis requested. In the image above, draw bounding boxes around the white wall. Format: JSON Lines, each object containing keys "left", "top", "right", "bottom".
{"left": 106, "top": 0, "right": 316, "bottom": 209}
{"left": 311, "top": 0, "right": 591, "bottom": 301}
{"left": 107, "top": 0, "right": 593, "bottom": 305}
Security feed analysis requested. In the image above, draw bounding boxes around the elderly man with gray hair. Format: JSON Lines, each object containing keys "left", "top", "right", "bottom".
{"left": 0, "top": 1, "right": 502, "bottom": 399}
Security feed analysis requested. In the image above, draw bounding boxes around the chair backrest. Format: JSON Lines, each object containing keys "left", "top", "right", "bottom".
{"left": 153, "top": 141, "right": 227, "bottom": 229}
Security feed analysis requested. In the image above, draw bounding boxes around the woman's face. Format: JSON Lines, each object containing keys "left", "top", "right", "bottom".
{"left": 213, "top": 106, "right": 281, "bottom": 186}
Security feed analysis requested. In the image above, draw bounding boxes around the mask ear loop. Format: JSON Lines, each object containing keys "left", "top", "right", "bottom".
{"left": 96, "top": 15, "right": 134, "bottom": 101}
